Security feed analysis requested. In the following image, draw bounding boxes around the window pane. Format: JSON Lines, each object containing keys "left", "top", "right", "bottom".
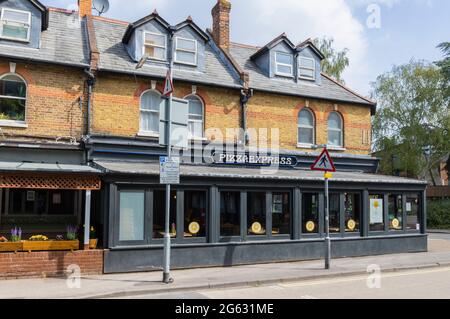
{"left": 145, "top": 33, "right": 165, "bottom": 47}
{"left": 188, "top": 121, "right": 203, "bottom": 138}
{"left": 0, "top": 97, "right": 25, "bottom": 121}
{"left": 298, "top": 109, "right": 313, "bottom": 127}
{"left": 153, "top": 190, "right": 177, "bottom": 239}
{"left": 388, "top": 194, "right": 403, "bottom": 230}
{"left": 188, "top": 99, "right": 203, "bottom": 115}
{"left": 176, "top": 50, "right": 196, "bottom": 64}
{"left": 248, "top": 192, "right": 267, "bottom": 236}
{"left": 299, "top": 68, "right": 315, "bottom": 79}
{"left": 329, "top": 194, "right": 340, "bottom": 233}
{"left": 2, "top": 24, "right": 28, "bottom": 40}
{"left": 302, "top": 193, "right": 319, "bottom": 233}
{"left": 119, "top": 191, "right": 145, "bottom": 241}
{"left": 0, "top": 75, "right": 27, "bottom": 98}
{"left": 184, "top": 191, "right": 207, "bottom": 238}
{"left": 141, "top": 91, "right": 160, "bottom": 111}
{"left": 344, "top": 193, "right": 361, "bottom": 233}
{"left": 3, "top": 10, "right": 29, "bottom": 23}
{"left": 370, "top": 194, "right": 385, "bottom": 231}
{"left": 328, "top": 130, "right": 342, "bottom": 147}
{"left": 298, "top": 127, "right": 313, "bottom": 144}
{"left": 406, "top": 194, "right": 420, "bottom": 231}
{"left": 276, "top": 64, "right": 292, "bottom": 75}
{"left": 276, "top": 53, "right": 292, "bottom": 65}
{"left": 47, "top": 190, "right": 76, "bottom": 215}
{"left": 145, "top": 46, "right": 165, "bottom": 60}
{"left": 220, "top": 191, "right": 240, "bottom": 237}
{"left": 300, "top": 58, "right": 315, "bottom": 69}
{"left": 272, "top": 192, "right": 291, "bottom": 235}
{"left": 177, "top": 38, "right": 196, "bottom": 51}
{"left": 328, "top": 113, "right": 342, "bottom": 129}
{"left": 140, "top": 112, "right": 159, "bottom": 132}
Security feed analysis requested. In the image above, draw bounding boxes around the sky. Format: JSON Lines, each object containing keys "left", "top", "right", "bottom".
{"left": 41, "top": 0, "right": 450, "bottom": 97}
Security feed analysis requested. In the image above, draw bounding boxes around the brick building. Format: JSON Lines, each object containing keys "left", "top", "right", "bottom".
{"left": 0, "top": 0, "right": 428, "bottom": 275}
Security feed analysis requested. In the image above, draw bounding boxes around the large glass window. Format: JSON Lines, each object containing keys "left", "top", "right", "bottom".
{"left": 0, "top": 8, "right": 31, "bottom": 42}
{"left": 298, "top": 108, "right": 315, "bottom": 145}
{"left": 369, "top": 194, "right": 385, "bottom": 232}
{"left": 328, "top": 112, "right": 343, "bottom": 147}
{"left": 175, "top": 37, "right": 197, "bottom": 65}
{"left": 329, "top": 194, "right": 340, "bottom": 233}
{"left": 388, "top": 194, "right": 403, "bottom": 231}
{"left": 302, "top": 193, "right": 319, "bottom": 234}
{"left": 0, "top": 74, "right": 27, "bottom": 122}
{"left": 344, "top": 193, "right": 361, "bottom": 233}
{"left": 184, "top": 191, "right": 207, "bottom": 238}
{"left": 185, "top": 95, "right": 204, "bottom": 139}
{"left": 140, "top": 90, "right": 161, "bottom": 134}
{"left": 8, "top": 189, "right": 75, "bottom": 216}
{"left": 153, "top": 190, "right": 177, "bottom": 239}
{"left": 406, "top": 194, "right": 420, "bottom": 231}
{"left": 119, "top": 191, "right": 145, "bottom": 242}
{"left": 275, "top": 52, "right": 293, "bottom": 76}
{"left": 272, "top": 192, "right": 291, "bottom": 235}
{"left": 299, "top": 57, "right": 316, "bottom": 80}
{"left": 247, "top": 192, "right": 267, "bottom": 236}
{"left": 220, "top": 191, "right": 240, "bottom": 237}
{"left": 144, "top": 32, "right": 166, "bottom": 61}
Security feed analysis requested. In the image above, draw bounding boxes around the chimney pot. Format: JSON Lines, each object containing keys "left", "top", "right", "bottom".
{"left": 78, "top": 0, "right": 93, "bottom": 18}
{"left": 211, "top": 0, "right": 231, "bottom": 51}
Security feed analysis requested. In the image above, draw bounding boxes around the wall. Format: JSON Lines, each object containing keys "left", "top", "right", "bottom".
{"left": 0, "top": 60, "right": 86, "bottom": 140}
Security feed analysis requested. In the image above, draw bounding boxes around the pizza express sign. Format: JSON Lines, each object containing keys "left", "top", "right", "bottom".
{"left": 213, "top": 153, "right": 298, "bottom": 167}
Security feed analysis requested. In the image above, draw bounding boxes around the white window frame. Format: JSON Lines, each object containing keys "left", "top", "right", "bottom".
{"left": 185, "top": 94, "right": 204, "bottom": 140}
{"left": 174, "top": 37, "right": 198, "bottom": 66}
{"left": 297, "top": 108, "right": 315, "bottom": 147}
{"left": 275, "top": 52, "right": 293, "bottom": 77}
{"left": 138, "top": 89, "right": 161, "bottom": 136}
{"left": 142, "top": 31, "right": 167, "bottom": 62}
{"left": 327, "top": 112, "right": 344, "bottom": 148}
{"left": 299, "top": 56, "right": 316, "bottom": 81}
{"left": 0, "top": 73, "right": 27, "bottom": 127}
{"left": 0, "top": 8, "right": 31, "bottom": 43}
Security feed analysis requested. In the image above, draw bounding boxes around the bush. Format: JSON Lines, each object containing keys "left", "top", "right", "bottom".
{"left": 427, "top": 198, "right": 450, "bottom": 229}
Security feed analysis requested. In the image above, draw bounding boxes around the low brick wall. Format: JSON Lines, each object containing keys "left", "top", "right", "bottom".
{"left": 0, "top": 250, "right": 104, "bottom": 279}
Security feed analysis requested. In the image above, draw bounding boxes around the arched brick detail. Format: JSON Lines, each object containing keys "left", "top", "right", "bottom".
{"left": 134, "top": 82, "right": 163, "bottom": 102}
{"left": 0, "top": 63, "right": 35, "bottom": 85}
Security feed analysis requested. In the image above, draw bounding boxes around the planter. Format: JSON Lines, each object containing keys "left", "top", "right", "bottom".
{"left": 89, "top": 239, "right": 98, "bottom": 249}
{"left": 0, "top": 242, "right": 23, "bottom": 253}
{"left": 22, "top": 240, "right": 79, "bottom": 252}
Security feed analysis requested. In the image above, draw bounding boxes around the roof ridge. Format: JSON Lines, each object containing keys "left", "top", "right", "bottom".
{"left": 93, "top": 15, "right": 129, "bottom": 26}
{"left": 48, "top": 7, "right": 77, "bottom": 14}
{"left": 230, "top": 42, "right": 260, "bottom": 50}
{"left": 321, "top": 72, "right": 377, "bottom": 105}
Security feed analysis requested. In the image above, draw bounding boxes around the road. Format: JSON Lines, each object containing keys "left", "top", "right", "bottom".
{"left": 119, "top": 266, "right": 450, "bottom": 299}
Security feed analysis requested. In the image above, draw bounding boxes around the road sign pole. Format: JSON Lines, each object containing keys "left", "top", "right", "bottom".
{"left": 324, "top": 173, "right": 331, "bottom": 270}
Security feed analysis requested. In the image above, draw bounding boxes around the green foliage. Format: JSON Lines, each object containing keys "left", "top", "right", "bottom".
{"left": 436, "top": 42, "right": 450, "bottom": 98}
{"left": 427, "top": 198, "right": 450, "bottom": 229}
{"left": 312, "top": 37, "right": 349, "bottom": 84}
{"left": 372, "top": 60, "right": 450, "bottom": 179}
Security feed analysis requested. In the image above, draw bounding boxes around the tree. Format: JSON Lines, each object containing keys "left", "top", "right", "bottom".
{"left": 372, "top": 60, "right": 450, "bottom": 181}
{"left": 436, "top": 42, "right": 450, "bottom": 98}
{"left": 313, "top": 37, "right": 349, "bottom": 84}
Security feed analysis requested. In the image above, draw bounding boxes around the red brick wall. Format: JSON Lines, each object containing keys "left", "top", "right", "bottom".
{"left": 0, "top": 250, "right": 103, "bottom": 279}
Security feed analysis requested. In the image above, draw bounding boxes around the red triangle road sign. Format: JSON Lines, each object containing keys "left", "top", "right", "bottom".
{"left": 311, "top": 148, "right": 336, "bottom": 172}
{"left": 163, "top": 70, "right": 174, "bottom": 97}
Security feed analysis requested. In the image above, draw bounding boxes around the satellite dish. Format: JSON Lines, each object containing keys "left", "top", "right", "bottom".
{"left": 93, "top": 0, "right": 110, "bottom": 16}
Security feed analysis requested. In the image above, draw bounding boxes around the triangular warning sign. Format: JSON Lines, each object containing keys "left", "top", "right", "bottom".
{"left": 163, "top": 70, "right": 174, "bottom": 97}
{"left": 311, "top": 148, "right": 336, "bottom": 172}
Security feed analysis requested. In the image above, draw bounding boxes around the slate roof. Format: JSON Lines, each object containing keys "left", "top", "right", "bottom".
{"left": 230, "top": 43, "right": 375, "bottom": 107}
{"left": 0, "top": 161, "right": 100, "bottom": 174}
{"left": 0, "top": 9, "right": 90, "bottom": 68}
{"left": 92, "top": 17, "right": 242, "bottom": 89}
{"left": 94, "top": 161, "right": 427, "bottom": 186}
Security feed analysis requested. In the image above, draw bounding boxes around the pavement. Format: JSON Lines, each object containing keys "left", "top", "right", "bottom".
{"left": 1, "top": 233, "right": 450, "bottom": 299}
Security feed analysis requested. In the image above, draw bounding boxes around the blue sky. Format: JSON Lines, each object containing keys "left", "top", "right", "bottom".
{"left": 42, "top": 0, "right": 449, "bottom": 97}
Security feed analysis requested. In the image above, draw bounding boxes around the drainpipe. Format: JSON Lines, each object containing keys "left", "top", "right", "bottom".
{"left": 240, "top": 88, "right": 253, "bottom": 146}
{"left": 84, "top": 69, "right": 96, "bottom": 137}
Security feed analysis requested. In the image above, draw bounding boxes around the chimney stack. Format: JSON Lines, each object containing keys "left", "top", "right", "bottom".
{"left": 211, "top": 0, "right": 231, "bottom": 50}
{"left": 78, "top": 0, "right": 93, "bottom": 18}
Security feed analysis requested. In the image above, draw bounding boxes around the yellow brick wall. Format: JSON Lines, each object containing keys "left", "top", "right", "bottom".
{"left": 0, "top": 60, "right": 85, "bottom": 140}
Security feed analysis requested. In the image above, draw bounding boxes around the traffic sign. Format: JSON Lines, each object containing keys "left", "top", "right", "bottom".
{"left": 311, "top": 148, "right": 336, "bottom": 172}
{"left": 163, "top": 70, "right": 174, "bottom": 97}
{"left": 160, "top": 156, "right": 180, "bottom": 184}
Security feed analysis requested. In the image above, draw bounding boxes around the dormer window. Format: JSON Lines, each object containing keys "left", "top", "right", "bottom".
{"left": 275, "top": 52, "right": 293, "bottom": 77}
{"left": 299, "top": 57, "right": 316, "bottom": 80}
{"left": 175, "top": 37, "right": 197, "bottom": 66}
{"left": 0, "top": 8, "right": 31, "bottom": 42}
{"left": 143, "top": 32, "right": 167, "bottom": 61}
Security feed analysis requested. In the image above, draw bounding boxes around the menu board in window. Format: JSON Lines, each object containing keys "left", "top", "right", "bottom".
{"left": 370, "top": 198, "right": 383, "bottom": 224}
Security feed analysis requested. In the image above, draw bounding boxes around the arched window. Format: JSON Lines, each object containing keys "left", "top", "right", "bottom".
{"left": 0, "top": 74, "right": 27, "bottom": 122}
{"left": 298, "top": 108, "right": 315, "bottom": 145}
{"left": 328, "top": 112, "right": 344, "bottom": 147}
{"left": 185, "top": 95, "right": 204, "bottom": 138}
{"left": 140, "top": 90, "right": 161, "bottom": 134}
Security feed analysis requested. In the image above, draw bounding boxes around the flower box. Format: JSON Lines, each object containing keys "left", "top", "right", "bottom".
{"left": 0, "top": 242, "right": 23, "bottom": 253}
{"left": 22, "top": 240, "right": 79, "bottom": 252}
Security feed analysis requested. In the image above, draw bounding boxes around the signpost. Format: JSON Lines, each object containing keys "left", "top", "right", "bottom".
{"left": 311, "top": 148, "right": 336, "bottom": 270}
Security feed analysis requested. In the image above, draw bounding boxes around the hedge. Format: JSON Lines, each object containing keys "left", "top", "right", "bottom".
{"left": 427, "top": 198, "right": 450, "bottom": 229}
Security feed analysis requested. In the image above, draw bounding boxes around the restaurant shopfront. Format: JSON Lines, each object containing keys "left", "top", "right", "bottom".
{"left": 87, "top": 140, "right": 427, "bottom": 273}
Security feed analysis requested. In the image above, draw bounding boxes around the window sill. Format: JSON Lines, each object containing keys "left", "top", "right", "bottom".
{"left": 189, "top": 137, "right": 207, "bottom": 142}
{"left": 327, "top": 145, "right": 346, "bottom": 151}
{"left": 299, "top": 76, "right": 316, "bottom": 81}
{"left": 137, "top": 131, "right": 159, "bottom": 138}
{"left": 297, "top": 143, "right": 315, "bottom": 149}
{"left": 275, "top": 73, "right": 294, "bottom": 79}
{"left": 0, "top": 36, "right": 30, "bottom": 43}
{"left": 0, "top": 120, "right": 28, "bottom": 128}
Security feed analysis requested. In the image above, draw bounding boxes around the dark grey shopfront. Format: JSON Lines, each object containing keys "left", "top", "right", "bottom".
{"left": 91, "top": 160, "right": 427, "bottom": 274}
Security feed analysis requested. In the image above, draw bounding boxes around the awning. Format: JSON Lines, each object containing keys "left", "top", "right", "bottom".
{"left": 0, "top": 162, "right": 102, "bottom": 190}
{"left": 94, "top": 161, "right": 428, "bottom": 186}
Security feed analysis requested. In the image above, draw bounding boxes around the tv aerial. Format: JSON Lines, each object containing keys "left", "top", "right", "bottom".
{"left": 93, "top": 0, "right": 110, "bottom": 16}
